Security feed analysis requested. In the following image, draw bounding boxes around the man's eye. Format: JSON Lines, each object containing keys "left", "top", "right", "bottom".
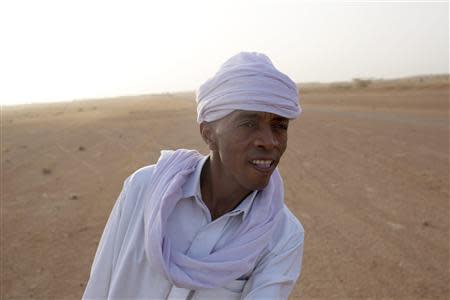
{"left": 274, "top": 123, "right": 288, "bottom": 130}
{"left": 240, "top": 121, "right": 255, "bottom": 128}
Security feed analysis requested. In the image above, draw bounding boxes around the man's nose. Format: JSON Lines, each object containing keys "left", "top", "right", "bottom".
{"left": 254, "top": 125, "right": 278, "bottom": 149}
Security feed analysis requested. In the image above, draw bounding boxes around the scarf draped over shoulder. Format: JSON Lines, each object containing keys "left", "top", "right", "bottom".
{"left": 144, "top": 149, "right": 285, "bottom": 289}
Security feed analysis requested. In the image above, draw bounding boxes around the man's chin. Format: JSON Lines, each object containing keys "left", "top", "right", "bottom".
{"left": 247, "top": 176, "right": 272, "bottom": 191}
{"left": 242, "top": 163, "right": 276, "bottom": 191}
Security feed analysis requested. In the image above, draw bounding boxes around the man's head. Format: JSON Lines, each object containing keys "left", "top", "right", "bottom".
{"left": 196, "top": 52, "right": 301, "bottom": 123}
{"left": 196, "top": 52, "right": 301, "bottom": 190}
{"left": 200, "top": 110, "right": 289, "bottom": 190}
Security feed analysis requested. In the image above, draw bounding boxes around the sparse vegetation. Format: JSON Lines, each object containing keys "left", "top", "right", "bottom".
{"left": 353, "top": 78, "right": 372, "bottom": 88}
{"left": 331, "top": 83, "right": 352, "bottom": 90}
{"left": 42, "top": 167, "right": 52, "bottom": 175}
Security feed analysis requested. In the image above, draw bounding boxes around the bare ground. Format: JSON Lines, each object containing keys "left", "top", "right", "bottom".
{"left": 2, "top": 76, "right": 449, "bottom": 299}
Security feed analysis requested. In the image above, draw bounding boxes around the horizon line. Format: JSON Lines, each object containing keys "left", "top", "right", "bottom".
{"left": 2, "top": 73, "right": 448, "bottom": 108}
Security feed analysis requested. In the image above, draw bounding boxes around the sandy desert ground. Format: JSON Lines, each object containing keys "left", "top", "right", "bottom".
{"left": 2, "top": 75, "right": 449, "bottom": 299}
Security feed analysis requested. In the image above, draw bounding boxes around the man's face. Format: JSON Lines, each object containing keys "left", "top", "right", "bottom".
{"left": 207, "top": 110, "right": 289, "bottom": 191}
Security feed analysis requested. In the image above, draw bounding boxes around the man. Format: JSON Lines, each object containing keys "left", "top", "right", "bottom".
{"left": 83, "top": 52, "right": 304, "bottom": 299}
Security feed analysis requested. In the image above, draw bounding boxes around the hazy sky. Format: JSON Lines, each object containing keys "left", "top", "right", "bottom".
{"left": 1, "top": 0, "right": 448, "bottom": 105}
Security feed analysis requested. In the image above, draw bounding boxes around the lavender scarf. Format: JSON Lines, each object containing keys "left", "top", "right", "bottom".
{"left": 144, "top": 149, "right": 284, "bottom": 289}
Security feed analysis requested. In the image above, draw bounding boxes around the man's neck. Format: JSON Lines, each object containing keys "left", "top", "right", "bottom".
{"left": 200, "top": 155, "right": 252, "bottom": 221}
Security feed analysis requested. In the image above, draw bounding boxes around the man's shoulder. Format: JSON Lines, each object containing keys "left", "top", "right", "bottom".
{"left": 124, "top": 149, "right": 201, "bottom": 188}
{"left": 281, "top": 205, "right": 304, "bottom": 235}
{"left": 125, "top": 164, "right": 157, "bottom": 188}
{"left": 268, "top": 205, "right": 305, "bottom": 253}
{"left": 114, "top": 164, "right": 157, "bottom": 211}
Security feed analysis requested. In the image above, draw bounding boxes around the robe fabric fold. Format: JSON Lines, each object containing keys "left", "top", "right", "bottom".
{"left": 144, "top": 149, "right": 285, "bottom": 289}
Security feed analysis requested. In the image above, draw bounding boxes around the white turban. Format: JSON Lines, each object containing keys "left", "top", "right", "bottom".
{"left": 196, "top": 52, "right": 301, "bottom": 123}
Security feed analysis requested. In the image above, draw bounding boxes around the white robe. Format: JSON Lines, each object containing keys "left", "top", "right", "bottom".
{"left": 83, "top": 155, "right": 304, "bottom": 299}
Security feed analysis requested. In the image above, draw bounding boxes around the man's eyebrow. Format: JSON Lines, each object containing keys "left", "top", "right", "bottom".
{"left": 272, "top": 116, "right": 289, "bottom": 122}
{"left": 233, "top": 112, "right": 260, "bottom": 120}
{"left": 233, "top": 113, "right": 290, "bottom": 123}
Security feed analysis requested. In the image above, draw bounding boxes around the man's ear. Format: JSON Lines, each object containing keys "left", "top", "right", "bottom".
{"left": 200, "top": 122, "right": 218, "bottom": 151}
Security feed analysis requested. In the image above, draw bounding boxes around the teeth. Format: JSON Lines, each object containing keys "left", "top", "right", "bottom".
{"left": 251, "top": 160, "right": 273, "bottom": 166}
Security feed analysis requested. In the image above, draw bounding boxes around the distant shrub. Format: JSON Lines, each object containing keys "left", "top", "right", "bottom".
{"left": 42, "top": 167, "right": 52, "bottom": 175}
{"left": 331, "top": 83, "right": 352, "bottom": 90}
{"left": 353, "top": 78, "right": 372, "bottom": 88}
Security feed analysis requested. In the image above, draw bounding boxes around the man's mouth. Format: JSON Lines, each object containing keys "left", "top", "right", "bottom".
{"left": 250, "top": 159, "right": 275, "bottom": 171}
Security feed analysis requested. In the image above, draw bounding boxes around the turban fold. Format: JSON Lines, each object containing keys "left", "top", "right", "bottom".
{"left": 196, "top": 52, "right": 301, "bottom": 123}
